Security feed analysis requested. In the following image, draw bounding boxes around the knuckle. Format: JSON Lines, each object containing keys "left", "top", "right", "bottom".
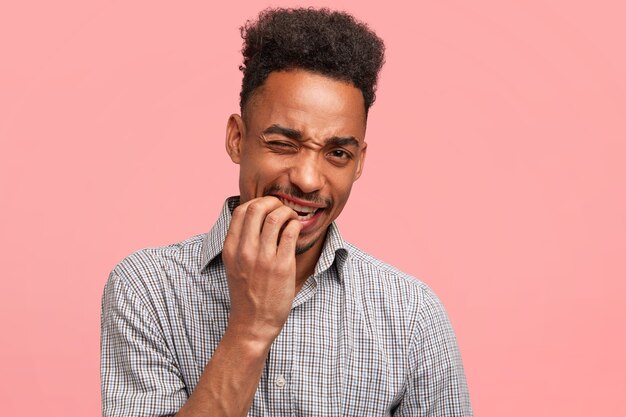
{"left": 246, "top": 202, "right": 263, "bottom": 214}
{"left": 239, "top": 248, "right": 255, "bottom": 262}
{"left": 232, "top": 205, "right": 246, "bottom": 217}
{"left": 265, "top": 213, "right": 281, "bottom": 225}
{"left": 256, "top": 251, "right": 273, "bottom": 264}
{"left": 281, "top": 229, "right": 298, "bottom": 241}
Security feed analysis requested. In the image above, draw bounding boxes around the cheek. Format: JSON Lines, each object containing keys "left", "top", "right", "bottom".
{"left": 330, "top": 175, "right": 357, "bottom": 206}
{"left": 240, "top": 156, "right": 286, "bottom": 192}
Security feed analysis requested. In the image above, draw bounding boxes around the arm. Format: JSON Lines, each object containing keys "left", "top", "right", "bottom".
{"left": 176, "top": 197, "right": 301, "bottom": 417}
{"left": 394, "top": 287, "right": 473, "bottom": 417}
{"left": 101, "top": 270, "right": 188, "bottom": 417}
{"left": 101, "top": 197, "right": 300, "bottom": 417}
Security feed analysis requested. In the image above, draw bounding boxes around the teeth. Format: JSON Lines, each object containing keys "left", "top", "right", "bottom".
{"left": 297, "top": 211, "right": 315, "bottom": 220}
{"left": 279, "top": 198, "right": 319, "bottom": 215}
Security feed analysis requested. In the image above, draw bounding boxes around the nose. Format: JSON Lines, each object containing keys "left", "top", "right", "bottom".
{"left": 288, "top": 151, "right": 325, "bottom": 194}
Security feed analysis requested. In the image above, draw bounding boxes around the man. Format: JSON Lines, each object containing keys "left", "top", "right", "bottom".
{"left": 101, "top": 7, "right": 472, "bottom": 417}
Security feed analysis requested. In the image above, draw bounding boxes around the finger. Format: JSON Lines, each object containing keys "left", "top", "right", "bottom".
{"left": 238, "top": 196, "right": 284, "bottom": 248}
{"left": 225, "top": 201, "right": 248, "bottom": 245}
{"left": 226, "top": 197, "right": 277, "bottom": 248}
{"left": 276, "top": 219, "right": 303, "bottom": 260}
{"left": 259, "top": 205, "right": 298, "bottom": 255}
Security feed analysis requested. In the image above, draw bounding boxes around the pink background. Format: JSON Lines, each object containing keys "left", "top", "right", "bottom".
{"left": 1, "top": 1, "right": 625, "bottom": 415}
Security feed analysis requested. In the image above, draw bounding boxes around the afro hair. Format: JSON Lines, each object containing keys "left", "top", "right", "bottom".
{"left": 239, "top": 8, "right": 385, "bottom": 116}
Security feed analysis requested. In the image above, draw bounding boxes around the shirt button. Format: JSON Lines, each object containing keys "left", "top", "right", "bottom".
{"left": 275, "top": 375, "right": 286, "bottom": 388}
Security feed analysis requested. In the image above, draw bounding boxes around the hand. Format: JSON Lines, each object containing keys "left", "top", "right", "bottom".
{"left": 222, "top": 196, "right": 303, "bottom": 345}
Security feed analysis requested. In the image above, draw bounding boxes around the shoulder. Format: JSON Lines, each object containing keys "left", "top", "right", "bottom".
{"left": 107, "top": 233, "right": 206, "bottom": 299}
{"left": 344, "top": 242, "right": 433, "bottom": 296}
{"left": 343, "top": 242, "right": 450, "bottom": 329}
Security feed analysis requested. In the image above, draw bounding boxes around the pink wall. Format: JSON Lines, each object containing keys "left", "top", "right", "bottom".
{"left": 1, "top": 1, "right": 625, "bottom": 415}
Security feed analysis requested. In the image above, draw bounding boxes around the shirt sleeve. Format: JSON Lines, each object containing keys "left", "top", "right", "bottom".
{"left": 394, "top": 287, "right": 473, "bottom": 416}
{"left": 101, "top": 269, "right": 188, "bottom": 417}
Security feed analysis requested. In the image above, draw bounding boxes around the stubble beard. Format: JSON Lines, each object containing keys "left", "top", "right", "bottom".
{"left": 295, "top": 238, "right": 318, "bottom": 256}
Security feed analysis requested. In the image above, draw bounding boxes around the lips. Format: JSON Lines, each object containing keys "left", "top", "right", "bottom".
{"left": 267, "top": 194, "right": 327, "bottom": 233}
{"left": 277, "top": 196, "right": 321, "bottom": 220}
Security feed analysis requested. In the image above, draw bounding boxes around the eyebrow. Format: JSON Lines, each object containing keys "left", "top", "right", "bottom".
{"left": 327, "top": 136, "right": 360, "bottom": 148}
{"left": 262, "top": 124, "right": 360, "bottom": 148}
{"left": 262, "top": 125, "right": 302, "bottom": 140}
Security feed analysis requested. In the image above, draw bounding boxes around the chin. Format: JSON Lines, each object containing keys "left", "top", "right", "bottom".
{"left": 295, "top": 236, "right": 321, "bottom": 255}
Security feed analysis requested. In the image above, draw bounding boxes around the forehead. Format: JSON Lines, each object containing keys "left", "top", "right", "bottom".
{"left": 246, "top": 69, "right": 367, "bottom": 140}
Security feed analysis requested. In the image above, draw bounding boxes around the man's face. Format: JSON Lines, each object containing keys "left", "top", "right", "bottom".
{"left": 226, "top": 69, "right": 367, "bottom": 255}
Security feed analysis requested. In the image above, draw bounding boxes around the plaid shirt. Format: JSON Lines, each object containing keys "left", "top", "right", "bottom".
{"left": 101, "top": 197, "right": 472, "bottom": 416}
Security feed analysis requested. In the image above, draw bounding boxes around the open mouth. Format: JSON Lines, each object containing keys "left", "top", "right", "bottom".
{"left": 276, "top": 196, "right": 324, "bottom": 220}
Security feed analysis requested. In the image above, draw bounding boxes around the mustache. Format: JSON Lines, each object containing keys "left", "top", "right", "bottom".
{"left": 263, "top": 184, "right": 332, "bottom": 208}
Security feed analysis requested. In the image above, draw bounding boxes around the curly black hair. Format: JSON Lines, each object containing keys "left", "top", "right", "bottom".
{"left": 239, "top": 7, "right": 385, "bottom": 117}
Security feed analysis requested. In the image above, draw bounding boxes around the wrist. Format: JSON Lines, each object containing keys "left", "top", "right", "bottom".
{"left": 223, "top": 321, "right": 278, "bottom": 355}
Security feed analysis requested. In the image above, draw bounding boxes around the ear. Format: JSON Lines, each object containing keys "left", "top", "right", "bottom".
{"left": 225, "top": 114, "right": 245, "bottom": 164}
{"left": 354, "top": 141, "right": 367, "bottom": 181}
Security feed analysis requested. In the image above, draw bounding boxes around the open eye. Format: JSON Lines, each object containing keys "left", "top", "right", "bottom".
{"left": 327, "top": 149, "right": 353, "bottom": 165}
